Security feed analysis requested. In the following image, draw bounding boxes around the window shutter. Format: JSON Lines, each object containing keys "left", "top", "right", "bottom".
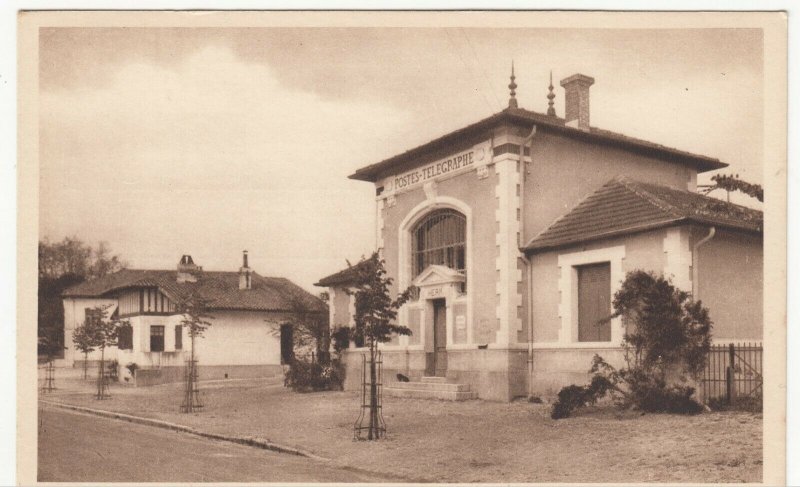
{"left": 577, "top": 263, "right": 611, "bottom": 342}
{"left": 117, "top": 325, "right": 133, "bottom": 350}
{"left": 174, "top": 325, "right": 182, "bottom": 350}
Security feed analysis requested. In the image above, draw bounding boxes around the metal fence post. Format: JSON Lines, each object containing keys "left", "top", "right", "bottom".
{"left": 726, "top": 343, "right": 735, "bottom": 405}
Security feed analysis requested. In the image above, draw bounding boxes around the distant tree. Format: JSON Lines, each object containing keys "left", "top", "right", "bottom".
{"left": 38, "top": 238, "right": 125, "bottom": 281}
{"left": 38, "top": 237, "right": 126, "bottom": 357}
{"left": 701, "top": 173, "right": 763, "bottom": 202}
{"left": 71, "top": 323, "right": 97, "bottom": 379}
{"left": 337, "top": 252, "right": 415, "bottom": 440}
{"left": 38, "top": 273, "right": 84, "bottom": 357}
{"left": 177, "top": 295, "right": 213, "bottom": 413}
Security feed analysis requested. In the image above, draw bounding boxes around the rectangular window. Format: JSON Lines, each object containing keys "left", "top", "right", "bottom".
{"left": 84, "top": 307, "right": 102, "bottom": 326}
{"left": 577, "top": 263, "right": 611, "bottom": 342}
{"left": 174, "top": 325, "right": 182, "bottom": 350}
{"left": 117, "top": 325, "right": 133, "bottom": 350}
{"left": 150, "top": 325, "right": 165, "bottom": 352}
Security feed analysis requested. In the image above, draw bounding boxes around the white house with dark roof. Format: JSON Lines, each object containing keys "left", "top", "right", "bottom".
{"left": 62, "top": 252, "right": 326, "bottom": 385}
{"left": 316, "top": 69, "right": 763, "bottom": 401}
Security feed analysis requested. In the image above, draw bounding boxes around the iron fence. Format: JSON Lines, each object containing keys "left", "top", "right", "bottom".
{"left": 701, "top": 342, "right": 762, "bottom": 405}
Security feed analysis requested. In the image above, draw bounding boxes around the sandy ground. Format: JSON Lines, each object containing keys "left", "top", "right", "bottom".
{"left": 39, "top": 375, "right": 762, "bottom": 483}
{"left": 39, "top": 407, "right": 395, "bottom": 483}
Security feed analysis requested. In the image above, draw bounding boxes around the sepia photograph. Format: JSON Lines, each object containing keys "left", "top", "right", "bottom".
{"left": 15, "top": 9, "right": 788, "bottom": 485}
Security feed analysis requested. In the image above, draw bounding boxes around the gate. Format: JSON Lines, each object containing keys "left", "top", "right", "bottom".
{"left": 701, "top": 342, "right": 762, "bottom": 405}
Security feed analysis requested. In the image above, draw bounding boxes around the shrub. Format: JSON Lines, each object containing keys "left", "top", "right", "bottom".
{"left": 707, "top": 393, "right": 762, "bottom": 413}
{"left": 551, "top": 271, "right": 711, "bottom": 419}
{"left": 125, "top": 362, "right": 138, "bottom": 376}
{"left": 627, "top": 379, "right": 703, "bottom": 414}
{"left": 107, "top": 359, "right": 119, "bottom": 381}
{"left": 284, "top": 357, "right": 344, "bottom": 392}
{"left": 550, "top": 375, "right": 614, "bottom": 419}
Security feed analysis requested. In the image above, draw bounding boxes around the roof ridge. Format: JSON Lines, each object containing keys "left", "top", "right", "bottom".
{"left": 350, "top": 109, "right": 727, "bottom": 182}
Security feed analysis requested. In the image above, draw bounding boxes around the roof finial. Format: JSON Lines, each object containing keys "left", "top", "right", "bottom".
{"left": 546, "top": 70, "right": 556, "bottom": 116}
{"left": 508, "top": 61, "right": 518, "bottom": 109}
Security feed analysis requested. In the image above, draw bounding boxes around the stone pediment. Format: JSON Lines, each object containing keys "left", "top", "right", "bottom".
{"left": 412, "top": 265, "right": 466, "bottom": 288}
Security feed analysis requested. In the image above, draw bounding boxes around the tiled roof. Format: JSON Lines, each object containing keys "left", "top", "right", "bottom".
{"left": 314, "top": 259, "right": 375, "bottom": 287}
{"left": 349, "top": 107, "right": 727, "bottom": 182}
{"left": 63, "top": 269, "right": 326, "bottom": 313}
{"left": 524, "top": 178, "right": 763, "bottom": 252}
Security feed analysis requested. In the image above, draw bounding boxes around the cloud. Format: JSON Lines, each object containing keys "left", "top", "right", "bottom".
{"left": 39, "top": 45, "right": 411, "bottom": 289}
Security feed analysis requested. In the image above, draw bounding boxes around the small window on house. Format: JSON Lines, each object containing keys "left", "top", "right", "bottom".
{"left": 84, "top": 307, "right": 102, "bottom": 327}
{"left": 577, "top": 262, "right": 612, "bottom": 342}
{"left": 117, "top": 325, "right": 133, "bottom": 350}
{"left": 174, "top": 325, "right": 183, "bottom": 350}
{"left": 150, "top": 325, "right": 165, "bottom": 352}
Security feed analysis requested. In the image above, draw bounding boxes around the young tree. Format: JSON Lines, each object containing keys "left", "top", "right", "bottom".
{"left": 86, "top": 305, "right": 129, "bottom": 399}
{"left": 341, "top": 252, "right": 415, "bottom": 440}
{"left": 71, "top": 323, "right": 97, "bottom": 379}
{"left": 38, "top": 326, "right": 66, "bottom": 392}
{"left": 177, "top": 295, "right": 213, "bottom": 413}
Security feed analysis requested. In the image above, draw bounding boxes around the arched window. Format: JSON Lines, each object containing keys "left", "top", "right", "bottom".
{"left": 411, "top": 209, "right": 466, "bottom": 280}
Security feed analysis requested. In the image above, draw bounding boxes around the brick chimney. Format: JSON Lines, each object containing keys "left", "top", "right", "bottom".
{"left": 177, "top": 255, "right": 202, "bottom": 283}
{"left": 239, "top": 250, "right": 252, "bottom": 290}
{"left": 560, "top": 73, "right": 595, "bottom": 131}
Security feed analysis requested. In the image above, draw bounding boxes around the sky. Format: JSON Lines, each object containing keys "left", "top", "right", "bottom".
{"left": 38, "top": 27, "right": 764, "bottom": 292}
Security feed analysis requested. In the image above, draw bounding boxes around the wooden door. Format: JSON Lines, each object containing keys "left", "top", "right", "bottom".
{"left": 577, "top": 263, "right": 611, "bottom": 342}
{"left": 433, "top": 299, "right": 448, "bottom": 376}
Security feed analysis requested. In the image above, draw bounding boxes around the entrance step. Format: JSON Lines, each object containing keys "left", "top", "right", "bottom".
{"left": 384, "top": 379, "right": 477, "bottom": 401}
{"left": 420, "top": 376, "right": 448, "bottom": 383}
{"left": 387, "top": 381, "right": 471, "bottom": 392}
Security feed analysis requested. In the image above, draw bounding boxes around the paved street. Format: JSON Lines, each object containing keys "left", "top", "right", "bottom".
{"left": 37, "top": 407, "right": 392, "bottom": 483}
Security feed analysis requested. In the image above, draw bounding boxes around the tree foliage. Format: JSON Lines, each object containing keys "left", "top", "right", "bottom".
{"left": 342, "top": 252, "right": 415, "bottom": 348}
{"left": 39, "top": 238, "right": 126, "bottom": 281}
{"left": 72, "top": 321, "right": 97, "bottom": 378}
{"left": 86, "top": 304, "right": 128, "bottom": 352}
{"left": 703, "top": 173, "right": 763, "bottom": 202}
{"left": 551, "top": 271, "right": 712, "bottom": 419}
{"left": 177, "top": 294, "right": 214, "bottom": 341}
{"left": 38, "top": 238, "right": 126, "bottom": 355}
{"left": 612, "top": 270, "right": 712, "bottom": 379}
{"left": 80, "top": 305, "right": 129, "bottom": 399}
{"left": 276, "top": 292, "right": 330, "bottom": 362}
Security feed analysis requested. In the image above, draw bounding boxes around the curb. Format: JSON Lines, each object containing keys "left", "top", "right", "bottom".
{"left": 39, "top": 399, "right": 329, "bottom": 462}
